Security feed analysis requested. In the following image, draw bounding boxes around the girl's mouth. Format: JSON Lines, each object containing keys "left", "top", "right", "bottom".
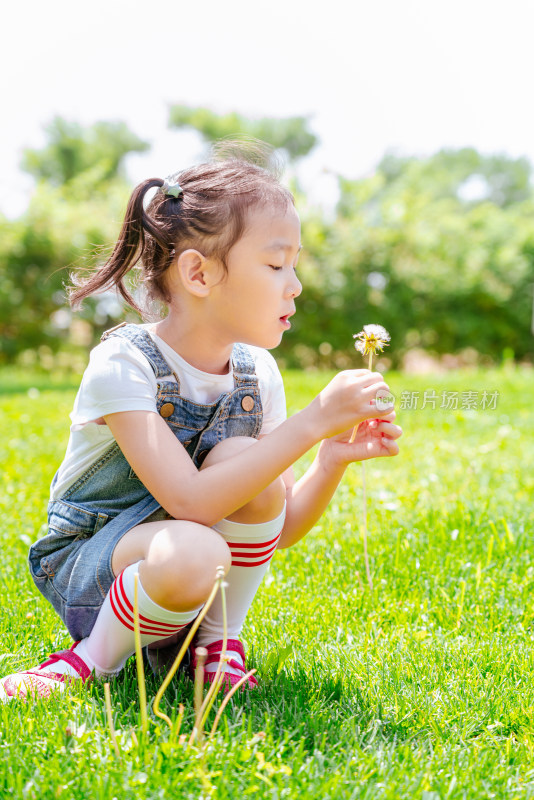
{"left": 280, "top": 315, "right": 292, "bottom": 329}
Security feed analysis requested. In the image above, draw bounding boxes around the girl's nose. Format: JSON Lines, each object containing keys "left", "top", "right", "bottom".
{"left": 288, "top": 273, "right": 303, "bottom": 298}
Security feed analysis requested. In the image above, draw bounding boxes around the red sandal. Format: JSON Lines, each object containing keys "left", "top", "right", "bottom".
{"left": 189, "top": 638, "right": 258, "bottom": 690}
{"left": 0, "top": 642, "right": 92, "bottom": 701}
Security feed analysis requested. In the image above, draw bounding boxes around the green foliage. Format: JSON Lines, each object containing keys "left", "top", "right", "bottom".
{"left": 1, "top": 367, "right": 534, "bottom": 797}
{"left": 2, "top": 112, "right": 533, "bottom": 369}
{"left": 378, "top": 148, "right": 533, "bottom": 208}
{"left": 21, "top": 117, "right": 149, "bottom": 189}
{"left": 0, "top": 117, "right": 150, "bottom": 363}
{"left": 0, "top": 182, "right": 132, "bottom": 363}
{"left": 169, "top": 105, "right": 318, "bottom": 162}
{"left": 276, "top": 150, "right": 534, "bottom": 368}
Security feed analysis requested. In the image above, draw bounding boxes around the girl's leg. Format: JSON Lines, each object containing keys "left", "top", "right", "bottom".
{"left": 1, "top": 521, "right": 230, "bottom": 700}
{"left": 77, "top": 520, "right": 230, "bottom": 674}
{"left": 193, "top": 437, "right": 286, "bottom": 685}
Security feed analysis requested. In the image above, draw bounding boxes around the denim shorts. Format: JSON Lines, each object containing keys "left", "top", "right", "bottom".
{"left": 28, "top": 496, "right": 171, "bottom": 641}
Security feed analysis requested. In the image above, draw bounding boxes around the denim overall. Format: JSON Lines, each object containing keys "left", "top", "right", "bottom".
{"left": 28, "top": 323, "right": 263, "bottom": 642}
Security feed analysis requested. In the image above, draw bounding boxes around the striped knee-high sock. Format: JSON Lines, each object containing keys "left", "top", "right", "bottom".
{"left": 73, "top": 561, "right": 201, "bottom": 676}
{"left": 195, "top": 505, "right": 286, "bottom": 676}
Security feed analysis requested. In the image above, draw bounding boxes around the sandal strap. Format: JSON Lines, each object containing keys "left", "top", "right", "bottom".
{"left": 203, "top": 638, "right": 246, "bottom": 663}
{"left": 190, "top": 638, "right": 258, "bottom": 689}
{"left": 39, "top": 642, "right": 92, "bottom": 682}
{"left": 226, "top": 658, "right": 247, "bottom": 674}
{"left": 19, "top": 669, "right": 68, "bottom": 684}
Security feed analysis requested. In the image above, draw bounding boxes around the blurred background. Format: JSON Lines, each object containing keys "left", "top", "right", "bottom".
{"left": 1, "top": 0, "right": 533, "bottom": 373}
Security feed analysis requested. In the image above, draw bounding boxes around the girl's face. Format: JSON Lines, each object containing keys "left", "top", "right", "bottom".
{"left": 210, "top": 204, "right": 303, "bottom": 350}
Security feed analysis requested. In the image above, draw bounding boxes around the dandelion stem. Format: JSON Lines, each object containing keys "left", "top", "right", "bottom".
{"left": 361, "top": 462, "right": 373, "bottom": 592}
{"left": 356, "top": 345, "right": 375, "bottom": 591}
{"left": 134, "top": 572, "right": 148, "bottom": 735}
{"left": 104, "top": 682, "right": 121, "bottom": 759}
{"left": 486, "top": 535, "right": 494, "bottom": 567}
{"left": 456, "top": 579, "right": 466, "bottom": 629}
{"left": 349, "top": 353, "right": 374, "bottom": 444}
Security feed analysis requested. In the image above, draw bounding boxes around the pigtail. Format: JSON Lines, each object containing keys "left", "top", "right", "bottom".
{"left": 68, "top": 178, "right": 167, "bottom": 313}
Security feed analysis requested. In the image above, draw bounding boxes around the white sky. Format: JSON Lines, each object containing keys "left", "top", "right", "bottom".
{"left": 2, "top": 0, "right": 533, "bottom": 217}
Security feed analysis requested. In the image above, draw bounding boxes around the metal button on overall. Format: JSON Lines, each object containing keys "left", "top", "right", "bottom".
{"left": 160, "top": 402, "right": 175, "bottom": 418}
{"left": 197, "top": 450, "right": 209, "bottom": 466}
{"left": 241, "top": 396, "right": 254, "bottom": 412}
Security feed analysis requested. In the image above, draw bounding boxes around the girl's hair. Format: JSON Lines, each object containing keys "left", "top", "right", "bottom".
{"left": 69, "top": 149, "right": 294, "bottom": 314}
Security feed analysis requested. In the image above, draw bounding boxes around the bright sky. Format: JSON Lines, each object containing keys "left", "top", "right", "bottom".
{"left": 2, "top": 0, "right": 533, "bottom": 217}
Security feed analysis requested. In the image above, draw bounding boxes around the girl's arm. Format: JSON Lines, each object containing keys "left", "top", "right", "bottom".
{"left": 104, "top": 369, "right": 392, "bottom": 527}
{"left": 278, "top": 415, "right": 402, "bottom": 548}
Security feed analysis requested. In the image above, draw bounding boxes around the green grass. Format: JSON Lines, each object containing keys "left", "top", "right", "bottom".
{"left": 1, "top": 366, "right": 533, "bottom": 799}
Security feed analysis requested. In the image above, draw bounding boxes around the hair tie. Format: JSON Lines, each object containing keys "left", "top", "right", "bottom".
{"left": 161, "top": 178, "right": 183, "bottom": 199}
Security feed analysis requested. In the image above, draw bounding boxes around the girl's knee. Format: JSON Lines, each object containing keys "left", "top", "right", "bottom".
{"left": 202, "top": 436, "right": 286, "bottom": 524}
{"left": 227, "top": 474, "right": 285, "bottom": 523}
{"left": 141, "top": 521, "right": 231, "bottom": 611}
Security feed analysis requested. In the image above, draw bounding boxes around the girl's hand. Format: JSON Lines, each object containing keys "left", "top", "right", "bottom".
{"left": 308, "top": 370, "right": 394, "bottom": 441}
{"left": 319, "top": 412, "right": 402, "bottom": 468}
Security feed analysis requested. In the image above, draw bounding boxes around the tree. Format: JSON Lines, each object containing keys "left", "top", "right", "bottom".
{"left": 279, "top": 149, "right": 534, "bottom": 368}
{"left": 373, "top": 148, "right": 532, "bottom": 209}
{"left": 21, "top": 117, "right": 149, "bottom": 189}
{"left": 0, "top": 119, "right": 149, "bottom": 363}
{"left": 168, "top": 105, "right": 317, "bottom": 163}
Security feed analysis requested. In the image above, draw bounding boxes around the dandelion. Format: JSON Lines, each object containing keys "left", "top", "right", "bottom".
{"left": 353, "top": 324, "right": 391, "bottom": 370}
{"left": 350, "top": 324, "right": 391, "bottom": 593}
{"left": 349, "top": 324, "right": 391, "bottom": 444}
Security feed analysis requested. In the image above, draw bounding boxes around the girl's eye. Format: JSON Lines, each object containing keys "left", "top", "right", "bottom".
{"left": 268, "top": 265, "right": 283, "bottom": 271}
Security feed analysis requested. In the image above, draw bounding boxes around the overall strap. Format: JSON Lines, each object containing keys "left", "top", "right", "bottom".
{"left": 101, "top": 322, "right": 178, "bottom": 382}
{"left": 231, "top": 343, "right": 259, "bottom": 388}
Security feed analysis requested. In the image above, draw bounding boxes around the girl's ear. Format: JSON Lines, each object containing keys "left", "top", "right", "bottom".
{"left": 174, "top": 249, "right": 223, "bottom": 297}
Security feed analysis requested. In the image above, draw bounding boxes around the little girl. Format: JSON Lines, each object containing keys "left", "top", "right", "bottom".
{"left": 1, "top": 154, "right": 401, "bottom": 700}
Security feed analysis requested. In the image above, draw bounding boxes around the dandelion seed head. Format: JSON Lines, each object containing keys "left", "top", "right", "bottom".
{"left": 353, "top": 324, "right": 391, "bottom": 356}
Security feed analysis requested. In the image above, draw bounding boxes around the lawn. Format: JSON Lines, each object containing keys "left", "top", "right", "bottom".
{"left": 1, "top": 365, "right": 533, "bottom": 799}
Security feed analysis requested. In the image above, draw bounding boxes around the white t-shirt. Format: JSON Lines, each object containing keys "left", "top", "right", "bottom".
{"left": 51, "top": 326, "right": 287, "bottom": 500}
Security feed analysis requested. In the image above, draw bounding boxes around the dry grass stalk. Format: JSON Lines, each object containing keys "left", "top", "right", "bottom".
{"left": 189, "top": 647, "right": 208, "bottom": 745}
{"left": 133, "top": 572, "right": 148, "bottom": 734}
{"left": 152, "top": 565, "right": 226, "bottom": 729}
{"left": 209, "top": 669, "right": 257, "bottom": 738}
{"left": 104, "top": 682, "right": 121, "bottom": 759}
